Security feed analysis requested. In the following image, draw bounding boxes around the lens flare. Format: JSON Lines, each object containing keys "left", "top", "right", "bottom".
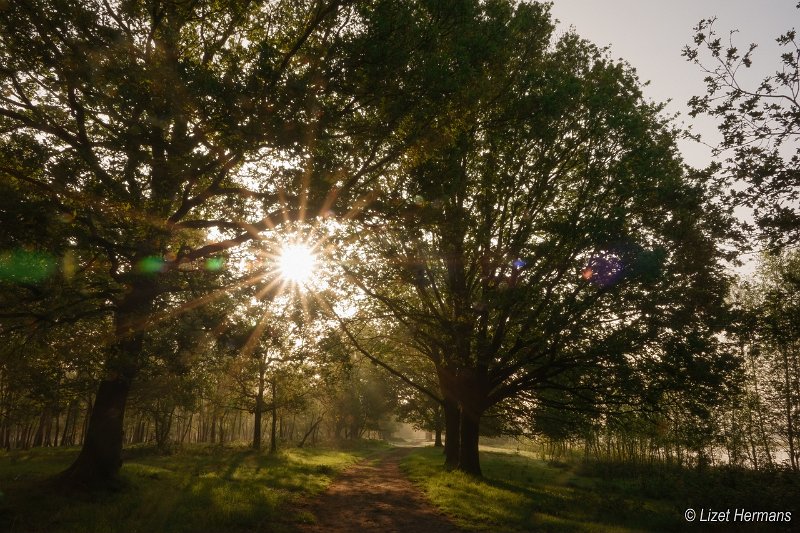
{"left": 0, "top": 249, "right": 56, "bottom": 283}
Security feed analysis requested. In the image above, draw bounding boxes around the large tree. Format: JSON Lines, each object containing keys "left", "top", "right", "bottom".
{"left": 0, "top": 0, "right": 474, "bottom": 486}
{"left": 339, "top": 1, "right": 734, "bottom": 475}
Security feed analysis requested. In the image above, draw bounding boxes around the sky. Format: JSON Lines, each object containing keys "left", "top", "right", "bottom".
{"left": 549, "top": 1, "right": 798, "bottom": 273}
{"left": 549, "top": 0, "right": 799, "bottom": 169}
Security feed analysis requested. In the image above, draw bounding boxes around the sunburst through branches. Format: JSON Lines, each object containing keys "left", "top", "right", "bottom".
{"left": 278, "top": 243, "right": 317, "bottom": 286}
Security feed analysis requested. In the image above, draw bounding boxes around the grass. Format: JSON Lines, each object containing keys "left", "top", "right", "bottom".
{"left": 0, "top": 441, "right": 387, "bottom": 533}
{"left": 4, "top": 441, "right": 797, "bottom": 532}
{"left": 401, "top": 446, "right": 800, "bottom": 533}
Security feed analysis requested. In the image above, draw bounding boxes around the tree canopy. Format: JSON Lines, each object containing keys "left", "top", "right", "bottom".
{"left": 0, "top": 0, "right": 487, "bottom": 485}
{"left": 335, "top": 1, "right": 735, "bottom": 475}
{"left": 0, "top": 0, "right": 751, "bottom": 486}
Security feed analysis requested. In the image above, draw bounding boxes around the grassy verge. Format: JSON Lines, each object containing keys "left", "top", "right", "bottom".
{"left": 401, "top": 447, "right": 799, "bottom": 533}
{"left": 0, "top": 441, "right": 387, "bottom": 533}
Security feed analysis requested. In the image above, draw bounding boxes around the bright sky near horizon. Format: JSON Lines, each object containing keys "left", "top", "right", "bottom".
{"left": 549, "top": 0, "right": 798, "bottom": 169}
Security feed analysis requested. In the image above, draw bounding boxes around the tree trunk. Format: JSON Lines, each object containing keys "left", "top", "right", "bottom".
{"left": 81, "top": 395, "right": 93, "bottom": 444}
{"left": 781, "top": 347, "right": 798, "bottom": 471}
{"left": 59, "top": 277, "right": 156, "bottom": 488}
{"left": 210, "top": 411, "right": 217, "bottom": 443}
{"left": 134, "top": 417, "right": 142, "bottom": 444}
{"left": 269, "top": 379, "right": 277, "bottom": 454}
{"left": 457, "top": 403, "right": 482, "bottom": 476}
{"left": 61, "top": 400, "right": 76, "bottom": 446}
{"left": 24, "top": 420, "right": 34, "bottom": 449}
{"left": 68, "top": 400, "right": 80, "bottom": 446}
{"left": 443, "top": 397, "right": 460, "bottom": 468}
{"left": 59, "top": 376, "right": 133, "bottom": 487}
{"left": 792, "top": 346, "right": 800, "bottom": 470}
{"left": 298, "top": 415, "right": 323, "bottom": 448}
{"left": 33, "top": 409, "right": 48, "bottom": 448}
{"left": 52, "top": 410, "right": 59, "bottom": 447}
{"left": 434, "top": 426, "right": 443, "bottom": 447}
{"left": 436, "top": 360, "right": 461, "bottom": 460}
{"left": 180, "top": 412, "right": 193, "bottom": 444}
{"left": 253, "top": 368, "right": 265, "bottom": 450}
{"left": 154, "top": 404, "right": 174, "bottom": 452}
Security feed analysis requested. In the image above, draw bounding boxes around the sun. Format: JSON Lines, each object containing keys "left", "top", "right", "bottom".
{"left": 278, "top": 243, "right": 316, "bottom": 285}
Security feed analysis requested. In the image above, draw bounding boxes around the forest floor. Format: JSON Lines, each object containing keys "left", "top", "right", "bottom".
{"left": 293, "top": 446, "right": 464, "bottom": 532}
{"left": 1, "top": 443, "right": 798, "bottom": 532}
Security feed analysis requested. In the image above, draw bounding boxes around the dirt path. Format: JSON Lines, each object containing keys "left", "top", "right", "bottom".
{"left": 293, "top": 447, "right": 466, "bottom": 533}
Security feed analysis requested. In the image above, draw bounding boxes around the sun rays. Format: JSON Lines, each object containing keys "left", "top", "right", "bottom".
{"left": 116, "top": 170, "right": 377, "bottom": 365}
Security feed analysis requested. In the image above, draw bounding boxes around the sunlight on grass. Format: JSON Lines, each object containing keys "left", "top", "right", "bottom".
{"left": 401, "top": 447, "right": 681, "bottom": 533}
{"left": 0, "top": 443, "right": 380, "bottom": 533}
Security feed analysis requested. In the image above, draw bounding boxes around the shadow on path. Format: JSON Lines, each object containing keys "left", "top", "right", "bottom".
{"left": 294, "top": 447, "right": 465, "bottom": 533}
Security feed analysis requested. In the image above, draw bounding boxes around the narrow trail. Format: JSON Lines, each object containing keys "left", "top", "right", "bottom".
{"left": 294, "top": 447, "right": 466, "bottom": 533}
